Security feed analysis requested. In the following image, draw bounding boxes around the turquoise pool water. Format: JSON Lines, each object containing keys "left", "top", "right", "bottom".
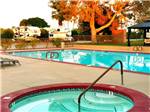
{"left": 10, "top": 89, "right": 134, "bottom": 112}
{"left": 12, "top": 50, "right": 150, "bottom": 74}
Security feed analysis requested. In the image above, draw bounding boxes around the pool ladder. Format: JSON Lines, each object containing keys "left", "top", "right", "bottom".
{"left": 78, "top": 60, "right": 124, "bottom": 112}
{"left": 46, "top": 51, "right": 59, "bottom": 60}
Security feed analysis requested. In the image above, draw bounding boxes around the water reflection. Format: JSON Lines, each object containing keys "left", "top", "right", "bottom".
{"left": 54, "top": 50, "right": 150, "bottom": 74}
{"left": 14, "top": 50, "right": 150, "bottom": 74}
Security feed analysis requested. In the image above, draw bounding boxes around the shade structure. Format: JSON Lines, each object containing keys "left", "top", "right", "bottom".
{"left": 127, "top": 20, "right": 150, "bottom": 46}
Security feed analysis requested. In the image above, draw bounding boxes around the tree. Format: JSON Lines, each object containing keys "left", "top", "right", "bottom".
{"left": 49, "top": 0, "right": 65, "bottom": 26}
{"left": 19, "top": 17, "right": 49, "bottom": 28}
{"left": 28, "top": 17, "right": 49, "bottom": 28}
{"left": 49, "top": 0, "right": 78, "bottom": 26}
{"left": 19, "top": 19, "right": 29, "bottom": 26}
{"left": 40, "top": 29, "right": 49, "bottom": 38}
{"left": 127, "top": 1, "right": 150, "bottom": 22}
{"left": 49, "top": 0, "right": 128, "bottom": 43}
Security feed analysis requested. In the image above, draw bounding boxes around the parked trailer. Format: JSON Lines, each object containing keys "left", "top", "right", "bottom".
{"left": 13, "top": 26, "right": 41, "bottom": 37}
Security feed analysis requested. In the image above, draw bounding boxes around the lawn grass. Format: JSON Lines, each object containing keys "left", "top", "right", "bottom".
{"left": 130, "top": 39, "right": 144, "bottom": 46}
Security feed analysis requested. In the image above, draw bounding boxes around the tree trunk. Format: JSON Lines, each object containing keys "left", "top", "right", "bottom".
{"left": 90, "top": 2, "right": 97, "bottom": 43}
{"left": 90, "top": 13, "right": 117, "bottom": 44}
{"left": 91, "top": 28, "right": 97, "bottom": 43}
{"left": 58, "top": 20, "right": 63, "bottom": 26}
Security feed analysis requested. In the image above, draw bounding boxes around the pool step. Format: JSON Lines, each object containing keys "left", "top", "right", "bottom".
{"left": 84, "top": 92, "right": 127, "bottom": 104}
{"left": 49, "top": 101, "right": 72, "bottom": 112}
{"left": 48, "top": 92, "right": 132, "bottom": 112}
{"left": 75, "top": 97, "right": 123, "bottom": 111}
{"left": 62, "top": 99, "right": 115, "bottom": 112}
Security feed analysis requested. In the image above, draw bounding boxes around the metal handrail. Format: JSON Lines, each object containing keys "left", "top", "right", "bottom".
{"left": 46, "top": 51, "right": 59, "bottom": 60}
{"left": 78, "top": 60, "right": 123, "bottom": 112}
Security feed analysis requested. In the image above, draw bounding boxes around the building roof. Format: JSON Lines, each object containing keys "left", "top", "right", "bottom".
{"left": 128, "top": 20, "right": 150, "bottom": 29}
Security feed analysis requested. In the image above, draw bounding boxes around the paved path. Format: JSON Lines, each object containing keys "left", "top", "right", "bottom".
{"left": 73, "top": 45, "right": 150, "bottom": 53}
{"left": 0, "top": 54, "right": 149, "bottom": 96}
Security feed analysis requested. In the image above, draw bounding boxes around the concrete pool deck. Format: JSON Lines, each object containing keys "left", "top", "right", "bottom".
{"left": 0, "top": 51, "right": 149, "bottom": 97}
{"left": 72, "top": 45, "right": 150, "bottom": 53}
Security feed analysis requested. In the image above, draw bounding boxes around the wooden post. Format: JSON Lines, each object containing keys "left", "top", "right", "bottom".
{"left": 143, "top": 29, "right": 147, "bottom": 46}
{"left": 127, "top": 28, "right": 131, "bottom": 46}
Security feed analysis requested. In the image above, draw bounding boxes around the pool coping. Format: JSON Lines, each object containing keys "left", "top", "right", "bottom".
{"left": 4, "top": 48, "right": 150, "bottom": 75}
{"left": 2, "top": 47, "right": 150, "bottom": 54}
{"left": 0, "top": 83, "right": 149, "bottom": 112}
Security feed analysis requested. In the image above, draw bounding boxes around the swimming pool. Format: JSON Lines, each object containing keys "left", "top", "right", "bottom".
{"left": 2, "top": 83, "right": 149, "bottom": 112}
{"left": 11, "top": 49, "right": 150, "bottom": 74}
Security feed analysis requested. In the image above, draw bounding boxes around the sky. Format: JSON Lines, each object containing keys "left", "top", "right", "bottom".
{"left": 0, "top": 0, "right": 58, "bottom": 28}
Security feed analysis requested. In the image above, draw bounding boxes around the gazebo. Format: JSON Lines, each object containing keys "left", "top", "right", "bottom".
{"left": 127, "top": 20, "right": 150, "bottom": 46}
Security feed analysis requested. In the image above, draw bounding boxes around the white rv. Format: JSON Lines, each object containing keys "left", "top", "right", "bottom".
{"left": 49, "top": 28, "right": 73, "bottom": 41}
{"left": 13, "top": 26, "right": 41, "bottom": 37}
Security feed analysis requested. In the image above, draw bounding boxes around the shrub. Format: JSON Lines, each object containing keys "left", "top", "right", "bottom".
{"left": 28, "top": 38, "right": 39, "bottom": 48}
{"left": 15, "top": 40, "right": 27, "bottom": 49}
{"left": 1, "top": 39, "right": 12, "bottom": 50}
{"left": 71, "top": 29, "right": 82, "bottom": 41}
{"left": 81, "top": 30, "right": 91, "bottom": 35}
{"left": 51, "top": 38, "right": 62, "bottom": 47}
{"left": 40, "top": 29, "right": 49, "bottom": 38}
{"left": 0, "top": 28, "right": 4, "bottom": 35}
{"left": 71, "top": 29, "right": 78, "bottom": 36}
{"left": 1, "top": 28, "right": 14, "bottom": 39}
{"left": 15, "top": 37, "right": 40, "bottom": 49}
{"left": 71, "top": 29, "right": 82, "bottom": 36}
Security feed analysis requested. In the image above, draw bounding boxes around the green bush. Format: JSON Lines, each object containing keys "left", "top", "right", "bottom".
{"left": 71, "top": 29, "right": 78, "bottom": 36}
{"left": 51, "top": 38, "right": 62, "bottom": 47}
{"left": 1, "top": 28, "right": 14, "bottom": 39}
{"left": 40, "top": 29, "right": 49, "bottom": 38}
{"left": 71, "top": 28, "right": 90, "bottom": 36}
{"left": 71, "top": 29, "right": 82, "bottom": 36}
